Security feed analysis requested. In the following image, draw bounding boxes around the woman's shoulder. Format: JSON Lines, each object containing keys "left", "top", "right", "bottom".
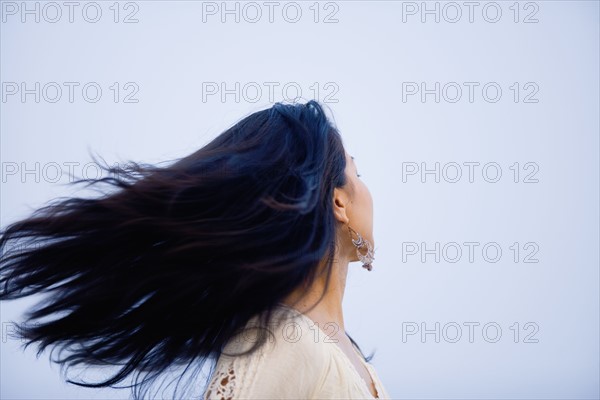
{"left": 204, "top": 304, "right": 332, "bottom": 399}
{"left": 221, "top": 304, "right": 331, "bottom": 363}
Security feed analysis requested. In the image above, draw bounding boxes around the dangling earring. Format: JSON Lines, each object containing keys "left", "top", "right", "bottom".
{"left": 347, "top": 224, "right": 375, "bottom": 271}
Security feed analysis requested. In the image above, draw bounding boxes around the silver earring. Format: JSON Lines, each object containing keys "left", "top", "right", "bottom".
{"left": 347, "top": 225, "right": 375, "bottom": 271}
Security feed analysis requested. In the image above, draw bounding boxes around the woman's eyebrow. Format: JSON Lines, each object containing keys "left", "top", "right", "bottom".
{"left": 350, "top": 156, "right": 358, "bottom": 170}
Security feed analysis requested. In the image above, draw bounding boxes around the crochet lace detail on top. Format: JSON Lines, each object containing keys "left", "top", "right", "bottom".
{"left": 204, "top": 365, "right": 236, "bottom": 400}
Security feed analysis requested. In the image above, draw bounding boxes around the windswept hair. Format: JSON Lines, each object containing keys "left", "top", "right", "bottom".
{"left": 0, "top": 100, "right": 373, "bottom": 399}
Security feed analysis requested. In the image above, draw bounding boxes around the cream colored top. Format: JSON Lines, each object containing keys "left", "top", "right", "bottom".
{"left": 203, "top": 304, "right": 390, "bottom": 399}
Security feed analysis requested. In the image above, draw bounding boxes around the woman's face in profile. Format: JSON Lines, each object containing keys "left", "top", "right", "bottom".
{"left": 343, "top": 151, "right": 375, "bottom": 254}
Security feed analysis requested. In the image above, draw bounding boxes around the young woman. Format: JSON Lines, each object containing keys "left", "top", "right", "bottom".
{"left": 0, "top": 100, "right": 389, "bottom": 399}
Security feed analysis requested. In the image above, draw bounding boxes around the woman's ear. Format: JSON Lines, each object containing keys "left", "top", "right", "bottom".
{"left": 332, "top": 187, "right": 350, "bottom": 224}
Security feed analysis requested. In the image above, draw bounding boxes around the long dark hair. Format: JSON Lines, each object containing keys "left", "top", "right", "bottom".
{"left": 0, "top": 100, "right": 373, "bottom": 399}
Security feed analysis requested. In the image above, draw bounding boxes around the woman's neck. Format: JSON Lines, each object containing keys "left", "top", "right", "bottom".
{"left": 281, "top": 255, "right": 349, "bottom": 334}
